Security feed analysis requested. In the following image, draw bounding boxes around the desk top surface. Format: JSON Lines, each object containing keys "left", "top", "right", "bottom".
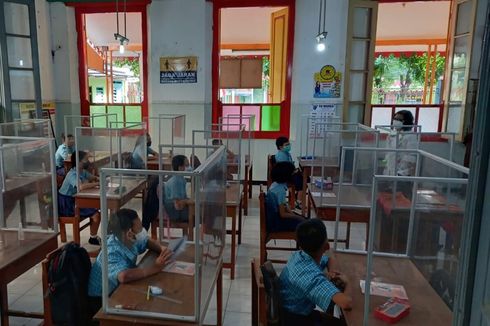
{"left": 309, "top": 184, "right": 372, "bottom": 208}
{"left": 75, "top": 178, "right": 146, "bottom": 200}
{"left": 336, "top": 252, "right": 452, "bottom": 325}
{"left": 102, "top": 243, "right": 220, "bottom": 323}
{"left": 3, "top": 175, "right": 50, "bottom": 192}
{"left": 0, "top": 230, "right": 57, "bottom": 271}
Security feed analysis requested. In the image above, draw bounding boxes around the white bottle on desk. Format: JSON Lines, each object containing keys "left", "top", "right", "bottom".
{"left": 18, "top": 222, "right": 25, "bottom": 241}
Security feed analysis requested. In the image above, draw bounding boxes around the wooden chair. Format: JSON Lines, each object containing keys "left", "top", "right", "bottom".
{"left": 42, "top": 245, "right": 64, "bottom": 326}
{"left": 251, "top": 258, "right": 267, "bottom": 326}
{"left": 267, "top": 155, "right": 296, "bottom": 210}
{"left": 259, "top": 188, "right": 297, "bottom": 265}
{"left": 59, "top": 215, "right": 91, "bottom": 244}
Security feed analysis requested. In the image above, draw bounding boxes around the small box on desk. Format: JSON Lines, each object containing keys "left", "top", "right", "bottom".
{"left": 374, "top": 297, "right": 410, "bottom": 324}
{"left": 314, "top": 177, "right": 333, "bottom": 190}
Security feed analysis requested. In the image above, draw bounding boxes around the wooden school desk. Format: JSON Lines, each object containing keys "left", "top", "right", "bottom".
{"left": 0, "top": 230, "right": 58, "bottom": 326}
{"left": 336, "top": 252, "right": 452, "bottom": 325}
{"left": 224, "top": 182, "right": 242, "bottom": 280}
{"left": 95, "top": 244, "right": 223, "bottom": 326}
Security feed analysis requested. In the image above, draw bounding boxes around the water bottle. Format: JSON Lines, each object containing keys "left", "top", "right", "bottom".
{"left": 18, "top": 222, "right": 25, "bottom": 241}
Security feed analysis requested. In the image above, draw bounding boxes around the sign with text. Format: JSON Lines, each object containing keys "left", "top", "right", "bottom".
{"left": 314, "top": 65, "right": 342, "bottom": 98}
{"left": 160, "top": 56, "right": 198, "bottom": 84}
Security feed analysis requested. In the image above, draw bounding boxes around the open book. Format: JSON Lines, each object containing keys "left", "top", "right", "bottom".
{"left": 360, "top": 280, "right": 408, "bottom": 300}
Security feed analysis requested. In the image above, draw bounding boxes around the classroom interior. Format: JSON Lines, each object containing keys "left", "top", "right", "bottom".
{"left": 1, "top": 0, "right": 490, "bottom": 325}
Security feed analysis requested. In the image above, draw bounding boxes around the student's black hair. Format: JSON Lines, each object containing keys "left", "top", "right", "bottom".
{"left": 172, "top": 155, "right": 188, "bottom": 171}
{"left": 395, "top": 110, "right": 415, "bottom": 131}
{"left": 71, "top": 151, "right": 88, "bottom": 168}
{"left": 271, "top": 161, "right": 295, "bottom": 184}
{"left": 275, "top": 136, "right": 289, "bottom": 150}
{"left": 66, "top": 134, "right": 74, "bottom": 139}
{"left": 212, "top": 139, "right": 223, "bottom": 146}
{"left": 108, "top": 208, "right": 139, "bottom": 240}
{"left": 296, "top": 218, "right": 327, "bottom": 255}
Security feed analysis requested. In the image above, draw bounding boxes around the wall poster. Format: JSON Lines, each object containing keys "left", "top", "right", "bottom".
{"left": 160, "top": 56, "right": 198, "bottom": 84}
{"left": 314, "top": 64, "right": 342, "bottom": 98}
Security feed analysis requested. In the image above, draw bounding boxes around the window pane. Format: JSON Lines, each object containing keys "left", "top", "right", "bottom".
{"left": 351, "top": 40, "right": 369, "bottom": 70}
{"left": 9, "top": 70, "right": 35, "bottom": 100}
{"left": 455, "top": 1, "right": 472, "bottom": 36}
{"left": 446, "top": 105, "right": 462, "bottom": 133}
{"left": 449, "top": 70, "right": 466, "bottom": 102}
{"left": 349, "top": 72, "right": 366, "bottom": 102}
{"left": 241, "top": 106, "right": 261, "bottom": 131}
{"left": 261, "top": 105, "right": 280, "bottom": 131}
{"left": 352, "top": 7, "right": 371, "bottom": 38}
{"left": 346, "top": 103, "right": 364, "bottom": 123}
{"left": 90, "top": 106, "right": 107, "bottom": 127}
{"left": 452, "top": 36, "right": 469, "bottom": 69}
{"left": 418, "top": 107, "right": 441, "bottom": 132}
{"left": 107, "top": 106, "right": 124, "bottom": 124}
{"left": 125, "top": 106, "right": 142, "bottom": 123}
{"left": 7, "top": 36, "right": 32, "bottom": 68}
{"left": 4, "top": 2, "right": 30, "bottom": 36}
{"left": 371, "top": 107, "right": 393, "bottom": 128}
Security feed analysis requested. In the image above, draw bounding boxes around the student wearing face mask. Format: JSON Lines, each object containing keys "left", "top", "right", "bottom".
{"left": 275, "top": 136, "right": 304, "bottom": 208}
{"left": 87, "top": 208, "right": 173, "bottom": 317}
{"left": 58, "top": 151, "right": 101, "bottom": 245}
{"left": 163, "top": 155, "right": 194, "bottom": 222}
{"left": 384, "top": 110, "right": 418, "bottom": 197}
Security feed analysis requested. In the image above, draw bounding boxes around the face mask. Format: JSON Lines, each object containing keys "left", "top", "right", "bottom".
{"left": 82, "top": 161, "right": 90, "bottom": 169}
{"left": 392, "top": 120, "right": 403, "bottom": 128}
{"left": 134, "top": 228, "right": 149, "bottom": 243}
{"left": 283, "top": 144, "right": 291, "bottom": 152}
{"left": 147, "top": 141, "right": 152, "bottom": 147}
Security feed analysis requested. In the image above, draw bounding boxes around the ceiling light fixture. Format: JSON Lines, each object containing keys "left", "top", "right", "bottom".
{"left": 114, "top": 0, "right": 129, "bottom": 55}
{"left": 316, "top": 0, "right": 328, "bottom": 52}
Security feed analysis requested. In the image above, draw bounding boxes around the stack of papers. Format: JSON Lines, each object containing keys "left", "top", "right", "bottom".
{"left": 360, "top": 280, "right": 408, "bottom": 299}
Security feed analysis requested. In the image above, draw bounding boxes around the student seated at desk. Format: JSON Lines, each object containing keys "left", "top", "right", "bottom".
{"left": 146, "top": 132, "right": 158, "bottom": 158}
{"left": 275, "top": 136, "right": 303, "bottom": 208}
{"left": 87, "top": 209, "right": 173, "bottom": 316}
{"left": 266, "top": 162, "right": 306, "bottom": 232}
{"left": 164, "top": 155, "right": 193, "bottom": 222}
{"left": 280, "top": 219, "right": 352, "bottom": 325}
{"left": 58, "top": 151, "right": 101, "bottom": 246}
{"left": 55, "top": 133, "right": 74, "bottom": 175}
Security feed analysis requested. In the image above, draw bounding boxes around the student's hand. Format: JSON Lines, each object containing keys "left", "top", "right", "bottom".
{"left": 155, "top": 247, "right": 173, "bottom": 267}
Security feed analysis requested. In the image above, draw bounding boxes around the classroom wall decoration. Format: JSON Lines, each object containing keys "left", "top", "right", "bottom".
{"left": 160, "top": 56, "right": 198, "bottom": 84}
{"left": 313, "top": 64, "right": 342, "bottom": 98}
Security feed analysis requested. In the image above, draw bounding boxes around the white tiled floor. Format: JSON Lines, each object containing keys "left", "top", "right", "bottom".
{"left": 6, "top": 186, "right": 367, "bottom": 325}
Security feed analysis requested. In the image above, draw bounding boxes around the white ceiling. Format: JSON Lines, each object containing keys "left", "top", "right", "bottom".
{"left": 220, "top": 7, "right": 285, "bottom": 44}
{"left": 85, "top": 12, "right": 142, "bottom": 47}
{"left": 377, "top": 1, "right": 451, "bottom": 40}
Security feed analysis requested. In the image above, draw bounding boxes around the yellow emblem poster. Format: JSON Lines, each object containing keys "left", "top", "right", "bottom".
{"left": 314, "top": 65, "right": 342, "bottom": 98}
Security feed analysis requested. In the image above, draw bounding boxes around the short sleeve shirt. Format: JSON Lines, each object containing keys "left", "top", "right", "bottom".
{"left": 275, "top": 150, "right": 293, "bottom": 164}
{"left": 164, "top": 175, "right": 188, "bottom": 202}
{"left": 88, "top": 234, "right": 148, "bottom": 297}
{"left": 58, "top": 168, "right": 92, "bottom": 196}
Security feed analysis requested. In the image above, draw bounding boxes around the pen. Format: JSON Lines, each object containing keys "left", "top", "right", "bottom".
{"left": 146, "top": 285, "right": 150, "bottom": 301}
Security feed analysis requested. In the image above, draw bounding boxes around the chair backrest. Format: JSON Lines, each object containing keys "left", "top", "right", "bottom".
{"left": 260, "top": 261, "right": 284, "bottom": 325}
{"left": 259, "top": 187, "right": 267, "bottom": 242}
{"left": 267, "top": 155, "right": 276, "bottom": 188}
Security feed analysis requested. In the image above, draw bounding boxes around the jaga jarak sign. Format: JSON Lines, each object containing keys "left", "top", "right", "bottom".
{"left": 160, "top": 56, "right": 198, "bottom": 84}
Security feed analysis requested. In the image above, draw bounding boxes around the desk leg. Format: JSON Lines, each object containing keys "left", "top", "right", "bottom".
{"left": 301, "top": 167, "right": 309, "bottom": 216}
{"left": 19, "top": 199, "right": 27, "bottom": 227}
{"left": 230, "top": 209, "right": 236, "bottom": 279}
{"left": 0, "top": 283, "right": 9, "bottom": 326}
{"left": 248, "top": 165, "right": 253, "bottom": 199}
{"left": 217, "top": 267, "right": 223, "bottom": 326}
{"left": 238, "top": 197, "right": 243, "bottom": 245}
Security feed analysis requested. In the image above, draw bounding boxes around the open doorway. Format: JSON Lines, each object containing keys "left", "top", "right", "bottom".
{"left": 212, "top": 0, "right": 295, "bottom": 139}
{"left": 74, "top": 3, "right": 148, "bottom": 127}
{"left": 369, "top": 1, "right": 451, "bottom": 131}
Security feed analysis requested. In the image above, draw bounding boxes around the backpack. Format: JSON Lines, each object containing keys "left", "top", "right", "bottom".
{"left": 261, "top": 261, "right": 284, "bottom": 326}
{"left": 47, "top": 242, "right": 92, "bottom": 326}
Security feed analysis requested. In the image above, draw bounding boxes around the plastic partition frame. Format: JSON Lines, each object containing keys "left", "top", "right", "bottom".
{"left": 0, "top": 119, "right": 53, "bottom": 138}
{"left": 298, "top": 114, "right": 341, "bottom": 158}
{"left": 158, "top": 114, "right": 186, "bottom": 149}
{"left": 0, "top": 136, "right": 58, "bottom": 233}
{"left": 64, "top": 114, "right": 118, "bottom": 139}
{"left": 361, "top": 174, "right": 468, "bottom": 326}
{"left": 333, "top": 146, "right": 469, "bottom": 251}
{"left": 99, "top": 146, "right": 226, "bottom": 323}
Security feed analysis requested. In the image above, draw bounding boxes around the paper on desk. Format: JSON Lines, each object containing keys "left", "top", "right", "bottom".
{"left": 107, "top": 183, "right": 120, "bottom": 188}
{"left": 360, "top": 280, "right": 408, "bottom": 299}
{"left": 163, "top": 261, "right": 195, "bottom": 276}
{"left": 310, "top": 191, "right": 336, "bottom": 198}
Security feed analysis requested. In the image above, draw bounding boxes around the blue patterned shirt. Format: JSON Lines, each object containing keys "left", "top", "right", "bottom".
{"left": 55, "top": 144, "right": 73, "bottom": 168}
{"left": 88, "top": 234, "right": 149, "bottom": 297}
{"left": 275, "top": 150, "right": 293, "bottom": 164}
{"left": 280, "top": 251, "right": 339, "bottom": 315}
{"left": 58, "top": 168, "right": 92, "bottom": 196}
{"left": 164, "top": 175, "right": 188, "bottom": 202}
{"left": 268, "top": 182, "right": 288, "bottom": 205}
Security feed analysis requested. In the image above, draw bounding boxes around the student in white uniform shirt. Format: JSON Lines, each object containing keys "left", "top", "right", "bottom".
{"left": 384, "top": 110, "right": 418, "bottom": 197}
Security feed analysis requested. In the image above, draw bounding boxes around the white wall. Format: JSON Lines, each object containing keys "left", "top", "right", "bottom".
{"left": 220, "top": 7, "right": 279, "bottom": 44}
{"left": 35, "top": 0, "right": 54, "bottom": 102}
